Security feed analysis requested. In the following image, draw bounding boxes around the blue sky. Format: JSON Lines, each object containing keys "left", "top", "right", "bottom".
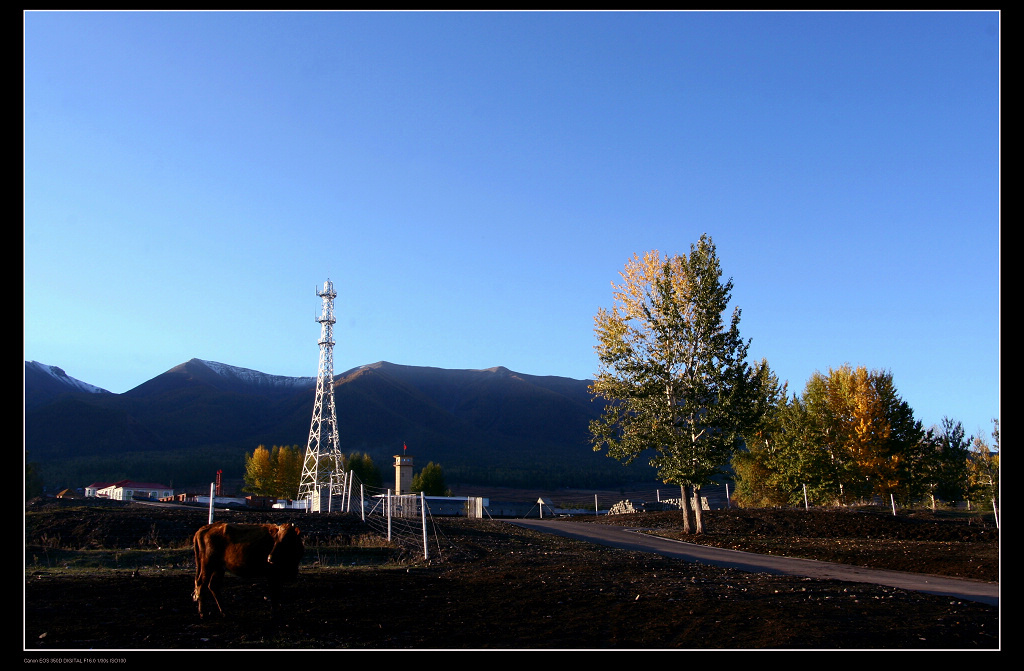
{"left": 24, "top": 11, "right": 999, "bottom": 439}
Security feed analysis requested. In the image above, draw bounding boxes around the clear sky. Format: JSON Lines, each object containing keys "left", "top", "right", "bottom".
{"left": 24, "top": 10, "right": 1000, "bottom": 439}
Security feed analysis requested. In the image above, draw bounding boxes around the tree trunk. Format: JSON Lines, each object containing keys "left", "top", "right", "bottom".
{"left": 679, "top": 484, "right": 693, "bottom": 534}
{"left": 692, "top": 485, "right": 704, "bottom": 534}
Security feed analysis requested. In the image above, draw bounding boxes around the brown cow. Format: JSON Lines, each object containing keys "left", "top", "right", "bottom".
{"left": 192, "top": 522, "right": 304, "bottom": 619}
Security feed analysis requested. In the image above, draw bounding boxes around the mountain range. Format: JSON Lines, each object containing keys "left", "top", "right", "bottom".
{"left": 24, "top": 359, "right": 655, "bottom": 492}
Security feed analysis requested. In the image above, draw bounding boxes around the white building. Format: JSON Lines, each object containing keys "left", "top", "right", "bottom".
{"left": 86, "top": 479, "right": 173, "bottom": 501}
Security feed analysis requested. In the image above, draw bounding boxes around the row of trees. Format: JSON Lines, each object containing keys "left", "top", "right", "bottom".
{"left": 242, "top": 446, "right": 450, "bottom": 498}
{"left": 590, "top": 235, "right": 998, "bottom": 533}
{"left": 243, "top": 446, "right": 387, "bottom": 499}
{"left": 242, "top": 445, "right": 304, "bottom": 499}
{"left": 731, "top": 364, "right": 999, "bottom": 508}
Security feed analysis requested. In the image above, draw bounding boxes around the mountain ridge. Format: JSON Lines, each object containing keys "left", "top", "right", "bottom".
{"left": 24, "top": 359, "right": 651, "bottom": 491}
{"left": 24, "top": 361, "right": 112, "bottom": 409}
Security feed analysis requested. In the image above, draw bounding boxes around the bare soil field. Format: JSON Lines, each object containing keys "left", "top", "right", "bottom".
{"left": 24, "top": 497, "right": 999, "bottom": 652}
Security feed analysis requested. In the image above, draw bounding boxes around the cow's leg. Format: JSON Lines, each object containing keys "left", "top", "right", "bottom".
{"left": 194, "top": 575, "right": 212, "bottom": 618}
{"left": 193, "top": 574, "right": 205, "bottom": 617}
{"left": 194, "top": 561, "right": 225, "bottom": 618}
{"left": 206, "top": 568, "right": 226, "bottom": 616}
{"left": 196, "top": 579, "right": 211, "bottom": 618}
{"left": 194, "top": 567, "right": 216, "bottom": 618}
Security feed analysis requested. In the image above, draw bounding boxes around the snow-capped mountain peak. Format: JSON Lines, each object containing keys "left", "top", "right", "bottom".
{"left": 196, "top": 359, "right": 318, "bottom": 391}
{"left": 25, "top": 361, "right": 111, "bottom": 394}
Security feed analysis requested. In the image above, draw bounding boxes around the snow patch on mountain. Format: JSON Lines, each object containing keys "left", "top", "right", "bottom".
{"left": 198, "top": 359, "right": 317, "bottom": 390}
{"left": 26, "top": 361, "right": 111, "bottom": 394}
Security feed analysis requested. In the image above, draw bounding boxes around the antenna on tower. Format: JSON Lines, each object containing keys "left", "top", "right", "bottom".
{"left": 299, "top": 278, "right": 345, "bottom": 512}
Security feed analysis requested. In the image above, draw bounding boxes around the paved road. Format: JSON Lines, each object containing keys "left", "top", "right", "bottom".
{"left": 507, "top": 518, "right": 999, "bottom": 607}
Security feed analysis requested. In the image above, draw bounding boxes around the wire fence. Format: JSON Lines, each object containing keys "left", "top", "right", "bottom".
{"left": 305, "top": 471, "right": 433, "bottom": 559}
{"left": 477, "top": 482, "right": 737, "bottom": 516}
{"left": 330, "top": 477, "right": 740, "bottom": 519}
{"left": 358, "top": 487, "right": 430, "bottom": 558}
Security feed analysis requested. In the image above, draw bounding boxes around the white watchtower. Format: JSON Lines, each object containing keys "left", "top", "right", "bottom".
{"left": 394, "top": 453, "right": 413, "bottom": 495}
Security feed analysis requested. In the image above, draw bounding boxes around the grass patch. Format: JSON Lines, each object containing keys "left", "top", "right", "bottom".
{"left": 305, "top": 546, "right": 405, "bottom": 569}
{"left": 26, "top": 548, "right": 193, "bottom": 573}
{"left": 25, "top": 546, "right": 403, "bottom": 576}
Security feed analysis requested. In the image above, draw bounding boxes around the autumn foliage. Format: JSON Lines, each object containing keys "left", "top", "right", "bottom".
{"left": 732, "top": 365, "right": 996, "bottom": 509}
{"left": 243, "top": 444, "right": 303, "bottom": 499}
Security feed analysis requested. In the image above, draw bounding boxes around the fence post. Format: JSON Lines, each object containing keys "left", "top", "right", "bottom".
{"left": 421, "top": 491, "right": 429, "bottom": 561}
{"left": 208, "top": 482, "right": 215, "bottom": 524}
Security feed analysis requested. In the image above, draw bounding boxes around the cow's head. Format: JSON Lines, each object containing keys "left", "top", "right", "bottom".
{"left": 267, "top": 523, "right": 304, "bottom": 579}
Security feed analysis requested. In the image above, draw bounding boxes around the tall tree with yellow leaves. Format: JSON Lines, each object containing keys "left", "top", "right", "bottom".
{"left": 799, "top": 365, "right": 923, "bottom": 504}
{"left": 272, "top": 445, "right": 303, "bottom": 500}
{"left": 243, "top": 444, "right": 275, "bottom": 497}
{"left": 243, "top": 444, "right": 303, "bottom": 499}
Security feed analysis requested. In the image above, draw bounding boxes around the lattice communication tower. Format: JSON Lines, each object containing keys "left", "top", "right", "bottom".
{"left": 299, "top": 279, "right": 345, "bottom": 511}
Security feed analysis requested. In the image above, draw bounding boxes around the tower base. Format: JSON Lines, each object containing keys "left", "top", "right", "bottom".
{"left": 306, "top": 487, "right": 338, "bottom": 513}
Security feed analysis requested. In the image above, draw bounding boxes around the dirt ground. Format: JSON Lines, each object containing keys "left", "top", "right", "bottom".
{"left": 24, "top": 498, "right": 999, "bottom": 652}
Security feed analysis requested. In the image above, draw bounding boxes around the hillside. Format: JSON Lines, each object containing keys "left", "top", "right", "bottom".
{"left": 24, "top": 361, "right": 111, "bottom": 409}
{"left": 24, "top": 359, "right": 655, "bottom": 491}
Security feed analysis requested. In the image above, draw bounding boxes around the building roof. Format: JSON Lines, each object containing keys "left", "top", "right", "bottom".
{"left": 96, "top": 479, "right": 172, "bottom": 490}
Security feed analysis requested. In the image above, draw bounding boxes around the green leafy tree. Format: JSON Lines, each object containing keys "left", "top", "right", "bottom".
{"left": 905, "top": 426, "right": 943, "bottom": 506}
{"left": 411, "top": 461, "right": 449, "bottom": 496}
{"left": 739, "top": 359, "right": 789, "bottom": 452}
{"left": 344, "top": 452, "right": 383, "bottom": 489}
{"left": 871, "top": 369, "right": 928, "bottom": 504}
{"left": 26, "top": 453, "right": 44, "bottom": 500}
{"left": 927, "top": 417, "right": 972, "bottom": 504}
{"left": 967, "top": 419, "right": 999, "bottom": 509}
{"left": 590, "top": 236, "right": 754, "bottom": 533}
{"left": 731, "top": 364, "right": 800, "bottom": 507}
